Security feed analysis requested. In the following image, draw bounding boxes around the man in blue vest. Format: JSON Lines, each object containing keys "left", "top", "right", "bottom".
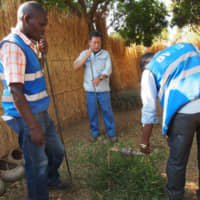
{"left": 0, "top": 2, "right": 67, "bottom": 199}
{"left": 140, "top": 43, "right": 200, "bottom": 200}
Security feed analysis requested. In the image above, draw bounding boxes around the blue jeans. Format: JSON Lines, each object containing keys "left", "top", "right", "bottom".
{"left": 86, "top": 91, "right": 115, "bottom": 137}
{"left": 6, "top": 111, "right": 64, "bottom": 200}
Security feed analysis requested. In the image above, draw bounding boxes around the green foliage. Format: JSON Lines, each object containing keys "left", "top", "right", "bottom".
{"left": 36, "top": 0, "right": 72, "bottom": 10}
{"left": 86, "top": 144, "right": 166, "bottom": 200}
{"left": 111, "top": 89, "right": 141, "bottom": 111}
{"left": 113, "top": 0, "right": 168, "bottom": 46}
{"left": 171, "top": 0, "right": 200, "bottom": 29}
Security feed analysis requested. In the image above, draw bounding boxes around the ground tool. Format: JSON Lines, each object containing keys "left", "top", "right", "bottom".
{"left": 89, "top": 56, "right": 101, "bottom": 138}
{"left": 44, "top": 54, "right": 72, "bottom": 184}
{"left": 89, "top": 56, "right": 98, "bottom": 109}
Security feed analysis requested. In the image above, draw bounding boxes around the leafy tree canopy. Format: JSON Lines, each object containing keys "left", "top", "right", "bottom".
{"left": 113, "top": 0, "right": 168, "bottom": 46}
{"left": 171, "top": 0, "right": 200, "bottom": 32}
{"left": 35, "top": 0, "right": 169, "bottom": 46}
{"left": 37, "top": 0, "right": 115, "bottom": 32}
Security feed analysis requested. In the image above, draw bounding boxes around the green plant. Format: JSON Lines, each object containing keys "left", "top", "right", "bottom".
{"left": 86, "top": 144, "right": 166, "bottom": 200}
{"left": 111, "top": 90, "right": 141, "bottom": 111}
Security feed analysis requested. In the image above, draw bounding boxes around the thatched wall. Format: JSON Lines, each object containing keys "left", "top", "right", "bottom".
{"left": 0, "top": 0, "right": 142, "bottom": 157}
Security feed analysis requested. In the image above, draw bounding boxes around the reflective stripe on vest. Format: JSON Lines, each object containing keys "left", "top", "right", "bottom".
{"left": 0, "top": 70, "right": 44, "bottom": 81}
{"left": 2, "top": 90, "right": 48, "bottom": 102}
{"left": 158, "top": 51, "right": 198, "bottom": 101}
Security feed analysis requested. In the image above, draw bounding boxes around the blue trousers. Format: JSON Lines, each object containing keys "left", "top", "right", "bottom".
{"left": 86, "top": 91, "right": 115, "bottom": 137}
{"left": 6, "top": 111, "right": 64, "bottom": 200}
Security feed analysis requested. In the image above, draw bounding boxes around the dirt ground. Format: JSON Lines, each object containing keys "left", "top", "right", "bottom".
{"left": 0, "top": 106, "right": 199, "bottom": 200}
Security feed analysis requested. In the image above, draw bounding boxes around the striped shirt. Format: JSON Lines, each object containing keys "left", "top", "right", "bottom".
{"left": 0, "top": 28, "right": 38, "bottom": 86}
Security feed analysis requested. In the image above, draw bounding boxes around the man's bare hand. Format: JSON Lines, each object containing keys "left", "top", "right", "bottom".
{"left": 38, "top": 36, "right": 48, "bottom": 54}
{"left": 85, "top": 49, "right": 92, "bottom": 59}
{"left": 30, "top": 126, "right": 46, "bottom": 146}
{"left": 92, "top": 77, "right": 101, "bottom": 87}
{"left": 140, "top": 145, "right": 152, "bottom": 154}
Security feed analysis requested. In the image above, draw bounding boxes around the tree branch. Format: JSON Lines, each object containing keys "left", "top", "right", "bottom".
{"left": 99, "top": 0, "right": 111, "bottom": 14}
{"left": 89, "top": 0, "right": 105, "bottom": 21}
{"left": 63, "top": 0, "right": 82, "bottom": 16}
{"left": 78, "top": 0, "right": 87, "bottom": 16}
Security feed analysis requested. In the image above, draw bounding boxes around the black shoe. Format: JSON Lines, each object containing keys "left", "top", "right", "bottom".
{"left": 110, "top": 136, "right": 117, "bottom": 143}
{"left": 90, "top": 135, "right": 98, "bottom": 143}
{"left": 49, "top": 182, "right": 71, "bottom": 190}
{"left": 162, "top": 194, "right": 183, "bottom": 200}
{"left": 164, "top": 186, "right": 183, "bottom": 200}
{"left": 197, "top": 190, "right": 200, "bottom": 200}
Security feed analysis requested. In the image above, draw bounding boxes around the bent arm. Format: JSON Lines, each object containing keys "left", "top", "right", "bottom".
{"left": 140, "top": 70, "right": 158, "bottom": 153}
{"left": 101, "top": 51, "right": 112, "bottom": 77}
{"left": 73, "top": 50, "right": 91, "bottom": 71}
{"left": 10, "top": 83, "right": 38, "bottom": 128}
{"left": 73, "top": 57, "right": 88, "bottom": 71}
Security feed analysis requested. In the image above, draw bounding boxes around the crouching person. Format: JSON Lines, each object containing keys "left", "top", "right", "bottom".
{"left": 140, "top": 44, "right": 200, "bottom": 200}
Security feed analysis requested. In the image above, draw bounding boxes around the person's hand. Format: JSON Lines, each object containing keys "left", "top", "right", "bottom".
{"left": 38, "top": 36, "right": 48, "bottom": 54}
{"left": 30, "top": 126, "right": 46, "bottom": 146}
{"left": 139, "top": 144, "right": 152, "bottom": 154}
{"left": 85, "top": 49, "right": 92, "bottom": 59}
{"left": 140, "top": 124, "right": 153, "bottom": 154}
{"left": 92, "top": 77, "right": 101, "bottom": 87}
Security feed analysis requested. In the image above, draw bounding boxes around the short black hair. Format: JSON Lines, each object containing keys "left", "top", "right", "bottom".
{"left": 89, "top": 31, "right": 103, "bottom": 40}
{"left": 18, "top": 1, "right": 46, "bottom": 20}
{"left": 140, "top": 52, "right": 154, "bottom": 69}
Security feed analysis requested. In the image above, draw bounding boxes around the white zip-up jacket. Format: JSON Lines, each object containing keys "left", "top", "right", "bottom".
{"left": 74, "top": 49, "right": 112, "bottom": 92}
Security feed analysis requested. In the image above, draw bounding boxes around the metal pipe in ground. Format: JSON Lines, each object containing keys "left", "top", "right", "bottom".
{"left": 89, "top": 58, "right": 101, "bottom": 136}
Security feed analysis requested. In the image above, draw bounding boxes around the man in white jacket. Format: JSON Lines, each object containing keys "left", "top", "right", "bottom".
{"left": 73, "top": 31, "right": 116, "bottom": 143}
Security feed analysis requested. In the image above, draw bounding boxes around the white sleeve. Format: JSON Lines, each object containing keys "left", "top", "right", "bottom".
{"left": 141, "top": 69, "right": 158, "bottom": 125}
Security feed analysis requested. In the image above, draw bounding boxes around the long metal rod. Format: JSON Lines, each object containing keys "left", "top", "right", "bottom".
{"left": 89, "top": 58, "right": 101, "bottom": 131}
{"left": 89, "top": 58, "right": 99, "bottom": 107}
{"left": 44, "top": 54, "right": 72, "bottom": 184}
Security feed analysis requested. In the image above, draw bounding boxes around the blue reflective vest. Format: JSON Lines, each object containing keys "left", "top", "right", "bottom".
{"left": 0, "top": 34, "right": 50, "bottom": 117}
{"left": 146, "top": 43, "right": 200, "bottom": 135}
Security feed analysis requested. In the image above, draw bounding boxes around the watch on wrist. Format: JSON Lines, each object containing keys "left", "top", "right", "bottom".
{"left": 99, "top": 75, "right": 104, "bottom": 81}
{"left": 140, "top": 143, "right": 148, "bottom": 149}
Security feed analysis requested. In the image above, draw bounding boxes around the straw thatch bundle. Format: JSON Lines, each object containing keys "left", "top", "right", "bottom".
{"left": 45, "top": 10, "right": 89, "bottom": 127}
{"left": 108, "top": 37, "right": 141, "bottom": 89}
{"left": 145, "top": 41, "right": 167, "bottom": 54}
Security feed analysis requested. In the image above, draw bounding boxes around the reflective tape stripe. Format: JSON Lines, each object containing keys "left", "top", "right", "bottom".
{"left": 0, "top": 73, "right": 4, "bottom": 79}
{"left": 24, "top": 70, "right": 43, "bottom": 81}
{"left": 164, "top": 65, "right": 200, "bottom": 106}
{"left": 0, "top": 70, "right": 43, "bottom": 81}
{"left": 1, "top": 115, "right": 14, "bottom": 121}
{"left": 2, "top": 90, "right": 48, "bottom": 102}
{"left": 158, "top": 51, "right": 198, "bottom": 100}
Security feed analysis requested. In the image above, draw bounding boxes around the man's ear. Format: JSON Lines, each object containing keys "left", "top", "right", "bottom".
{"left": 23, "top": 14, "right": 30, "bottom": 25}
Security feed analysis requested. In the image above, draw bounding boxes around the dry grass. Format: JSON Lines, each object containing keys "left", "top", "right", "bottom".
{"left": 145, "top": 41, "right": 167, "bottom": 54}
{"left": 108, "top": 38, "right": 142, "bottom": 90}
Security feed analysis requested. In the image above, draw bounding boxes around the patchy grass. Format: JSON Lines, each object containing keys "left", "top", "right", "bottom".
{"left": 57, "top": 133, "right": 167, "bottom": 200}
{"left": 85, "top": 142, "right": 166, "bottom": 200}
{"left": 111, "top": 89, "right": 141, "bottom": 111}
